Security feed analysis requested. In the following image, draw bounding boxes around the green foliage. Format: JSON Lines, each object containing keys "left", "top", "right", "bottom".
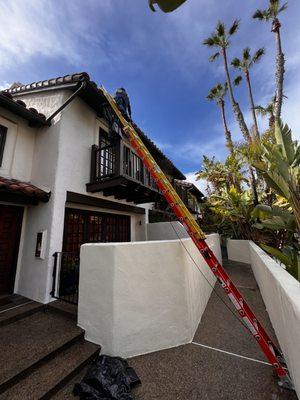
{"left": 261, "top": 244, "right": 299, "bottom": 280}
{"left": 206, "top": 83, "right": 227, "bottom": 103}
{"left": 250, "top": 120, "right": 300, "bottom": 233}
{"left": 253, "top": 0, "right": 288, "bottom": 21}
{"left": 231, "top": 47, "right": 265, "bottom": 72}
{"left": 203, "top": 20, "right": 240, "bottom": 51}
{"left": 252, "top": 204, "right": 296, "bottom": 234}
{"left": 197, "top": 154, "right": 247, "bottom": 194}
{"left": 208, "top": 186, "right": 255, "bottom": 240}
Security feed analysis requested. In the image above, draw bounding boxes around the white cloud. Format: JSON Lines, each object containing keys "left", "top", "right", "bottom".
{"left": 0, "top": 81, "right": 11, "bottom": 91}
{"left": 282, "top": 81, "right": 300, "bottom": 140}
{"left": 0, "top": 0, "right": 112, "bottom": 69}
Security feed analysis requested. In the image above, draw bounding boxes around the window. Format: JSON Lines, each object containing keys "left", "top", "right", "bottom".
{"left": 98, "top": 128, "right": 116, "bottom": 177}
{"left": 0, "top": 124, "right": 7, "bottom": 166}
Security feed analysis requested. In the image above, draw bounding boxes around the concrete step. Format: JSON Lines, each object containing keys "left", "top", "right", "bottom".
{"left": 47, "top": 300, "right": 77, "bottom": 322}
{"left": 0, "top": 310, "right": 84, "bottom": 394}
{"left": 0, "top": 300, "right": 44, "bottom": 327}
{"left": 49, "top": 365, "right": 89, "bottom": 400}
{"left": 0, "top": 340, "right": 100, "bottom": 400}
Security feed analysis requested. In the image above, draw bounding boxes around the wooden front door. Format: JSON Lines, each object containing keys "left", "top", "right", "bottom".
{"left": 0, "top": 205, "right": 23, "bottom": 293}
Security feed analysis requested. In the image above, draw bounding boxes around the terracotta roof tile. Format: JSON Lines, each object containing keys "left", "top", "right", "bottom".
{"left": 6, "top": 73, "right": 89, "bottom": 95}
{"left": 0, "top": 176, "right": 50, "bottom": 202}
{"left": 0, "top": 91, "right": 47, "bottom": 126}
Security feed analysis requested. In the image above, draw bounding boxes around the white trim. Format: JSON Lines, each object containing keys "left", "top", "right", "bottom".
{"left": 191, "top": 341, "right": 272, "bottom": 366}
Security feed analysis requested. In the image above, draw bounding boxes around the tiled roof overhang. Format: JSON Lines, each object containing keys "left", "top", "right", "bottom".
{"left": 0, "top": 176, "right": 51, "bottom": 204}
{"left": 6, "top": 73, "right": 185, "bottom": 180}
{"left": 0, "top": 92, "right": 49, "bottom": 128}
{"left": 174, "top": 179, "right": 204, "bottom": 202}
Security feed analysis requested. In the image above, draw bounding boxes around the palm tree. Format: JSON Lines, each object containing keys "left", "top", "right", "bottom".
{"left": 232, "top": 47, "right": 265, "bottom": 140}
{"left": 203, "top": 20, "right": 251, "bottom": 143}
{"left": 203, "top": 22, "right": 259, "bottom": 204}
{"left": 255, "top": 100, "right": 275, "bottom": 129}
{"left": 253, "top": 0, "right": 288, "bottom": 121}
{"left": 206, "top": 83, "right": 234, "bottom": 154}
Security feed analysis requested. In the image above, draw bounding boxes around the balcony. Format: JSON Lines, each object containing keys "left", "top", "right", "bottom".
{"left": 86, "top": 139, "right": 161, "bottom": 204}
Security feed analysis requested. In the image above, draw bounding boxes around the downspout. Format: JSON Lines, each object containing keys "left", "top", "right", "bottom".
{"left": 46, "top": 81, "right": 87, "bottom": 124}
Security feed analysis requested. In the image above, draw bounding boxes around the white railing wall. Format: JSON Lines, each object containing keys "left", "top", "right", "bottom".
{"left": 78, "top": 234, "right": 221, "bottom": 358}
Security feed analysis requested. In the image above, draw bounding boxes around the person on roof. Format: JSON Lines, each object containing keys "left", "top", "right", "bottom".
{"left": 114, "top": 88, "right": 132, "bottom": 120}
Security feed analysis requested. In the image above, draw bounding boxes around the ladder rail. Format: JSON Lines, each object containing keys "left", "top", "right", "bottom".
{"left": 101, "top": 87, "right": 294, "bottom": 390}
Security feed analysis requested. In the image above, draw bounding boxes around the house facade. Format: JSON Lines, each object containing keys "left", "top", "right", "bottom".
{"left": 0, "top": 72, "right": 203, "bottom": 304}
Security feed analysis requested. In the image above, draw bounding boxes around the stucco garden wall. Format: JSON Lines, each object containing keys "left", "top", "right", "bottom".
{"left": 227, "top": 239, "right": 251, "bottom": 264}
{"left": 249, "top": 242, "right": 300, "bottom": 397}
{"left": 227, "top": 239, "right": 300, "bottom": 396}
{"left": 78, "top": 233, "right": 221, "bottom": 358}
{"left": 147, "top": 221, "right": 189, "bottom": 241}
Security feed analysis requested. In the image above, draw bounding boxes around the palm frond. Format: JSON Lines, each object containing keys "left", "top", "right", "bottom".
{"left": 253, "top": 48, "right": 265, "bottom": 63}
{"left": 231, "top": 57, "right": 241, "bottom": 68}
{"left": 233, "top": 76, "right": 243, "bottom": 86}
{"left": 228, "top": 19, "right": 240, "bottom": 36}
{"left": 278, "top": 2, "right": 288, "bottom": 14}
{"left": 216, "top": 21, "right": 225, "bottom": 37}
{"left": 209, "top": 52, "right": 220, "bottom": 62}
{"left": 275, "top": 120, "right": 295, "bottom": 165}
{"left": 254, "top": 105, "right": 267, "bottom": 116}
{"left": 253, "top": 9, "right": 269, "bottom": 20}
{"left": 243, "top": 47, "right": 251, "bottom": 61}
{"left": 203, "top": 36, "right": 217, "bottom": 47}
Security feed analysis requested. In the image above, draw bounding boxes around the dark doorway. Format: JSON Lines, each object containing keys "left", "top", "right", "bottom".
{"left": 53, "top": 208, "right": 131, "bottom": 303}
{"left": 63, "top": 208, "right": 131, "bottom": 254}
{"left": 0, "top": 205, "right": 23, "bottom": 294}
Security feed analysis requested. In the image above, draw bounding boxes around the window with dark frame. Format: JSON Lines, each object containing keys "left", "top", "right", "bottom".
{"left": 98, "top": 127, "right": 116, "bottom": 178}
{"left": 0, "top": 124, "right": 7, "bottom": 167}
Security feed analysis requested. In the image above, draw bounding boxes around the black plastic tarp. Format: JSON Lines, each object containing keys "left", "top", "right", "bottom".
{"left": 74, "top": 354, "right": 141, "bottom": 400}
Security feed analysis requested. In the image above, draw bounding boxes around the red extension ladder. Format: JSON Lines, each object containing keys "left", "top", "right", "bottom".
{"left": 101, "top": 87, "right": 294, "bottom": 390}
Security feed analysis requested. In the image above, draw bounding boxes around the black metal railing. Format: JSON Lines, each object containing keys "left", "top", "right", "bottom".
{"left": 51, "top": 252, "right": 80, "bottom": 304}
{"left": 90, "top": 140, "right": 158, "bottom": 192}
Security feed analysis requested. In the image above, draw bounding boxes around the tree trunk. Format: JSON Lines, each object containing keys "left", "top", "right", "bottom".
{"left": 249, "top": 166, "right": 259, "bottom": 205}
{"left": 222, "top": 47, "right": 251, "bottom": 142}
{"left": 273, "top": 19, "right": 285, "bottom": 121}
{"left": 245, "top": 69, "right": 260, "bottom": 140}
{"left": 219, "top": 100, "right": 234, "bottom": 154}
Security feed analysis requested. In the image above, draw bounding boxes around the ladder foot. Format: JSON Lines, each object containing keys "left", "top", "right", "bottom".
{"left": 278, "top": 376, "right": 295, "bottom": 391}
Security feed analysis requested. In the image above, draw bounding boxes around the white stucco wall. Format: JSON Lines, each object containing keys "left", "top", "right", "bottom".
{"left": 78, "top": 233, "right": 220, "bottom": 358}
{"left": 147, "top": 221, "right": 189, "bottom": 241}
{"left": 227, "top": 239, "right": 251, "bottom": 264}
{"left": 249, "top": 242, "right": 300, "bottom": 397}
{"left": 11, "top": 92, "right": 148, "bottom": 303}
{"left": 0, "top": 109, "right": 36, "bottom": 182}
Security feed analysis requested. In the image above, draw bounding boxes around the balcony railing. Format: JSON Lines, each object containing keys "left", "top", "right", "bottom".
{"left": 88, "top": 139, "right": 160, "bottom": 202}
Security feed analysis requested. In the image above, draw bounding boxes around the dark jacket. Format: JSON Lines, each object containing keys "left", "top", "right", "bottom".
{"left": 114, "top": 88, "right": 132, "bottom": 118}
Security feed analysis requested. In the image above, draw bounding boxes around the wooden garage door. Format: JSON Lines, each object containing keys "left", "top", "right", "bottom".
{"left": 62, "top": 208, "right": 131, "bottom": 254}
{"left": 0, "top": 205, "right": 23, "bottom": 293}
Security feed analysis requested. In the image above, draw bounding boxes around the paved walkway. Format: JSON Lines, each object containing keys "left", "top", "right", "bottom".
{"left": 130, "top": 259, "right": 298, "bottom": 400}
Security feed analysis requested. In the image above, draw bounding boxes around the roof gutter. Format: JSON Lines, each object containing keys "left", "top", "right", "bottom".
{"left": 46, "top": 81, "right": 87, "bottom": 124}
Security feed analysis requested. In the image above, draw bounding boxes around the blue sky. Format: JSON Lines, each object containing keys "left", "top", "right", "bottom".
{"left": 0, "top": 0, "right": 299, "bottom": 191}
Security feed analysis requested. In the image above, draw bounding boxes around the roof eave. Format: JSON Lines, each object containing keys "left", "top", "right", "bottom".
{"left": 0, "top": 93, "right": 49, "bottom": 127}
